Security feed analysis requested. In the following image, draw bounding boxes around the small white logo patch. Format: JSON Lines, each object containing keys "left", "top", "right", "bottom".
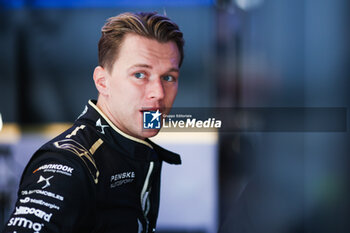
{"left": 37, "top": 176, "right": 54, "bottom": 189}
{"left": 96, "top": 118, "right": 109, "bottom": 134}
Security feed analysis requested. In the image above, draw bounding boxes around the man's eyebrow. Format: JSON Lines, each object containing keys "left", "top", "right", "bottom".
{"left": 128, "top": 64, "right": 179, "bottom": 73}
{"left": 128, "top": 64, "right": 152, "bottom": 70}
{"left": 167, "top": 68, "right": 180, "bottom": 73}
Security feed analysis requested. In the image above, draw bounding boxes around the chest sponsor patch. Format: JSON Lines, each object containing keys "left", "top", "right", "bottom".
{"left": 110, "top": 171, "right": 135, "bottom": 188}
{"left": 15, "top": 206, "right": 52, "bottom": 222}
{"left": 33, "top": 164, "right": 74, "bottom": 176}
{"left": 37, "top": 176, "right": 54, "bottom": 189}
{"left": 7, "top": 217, "right": 44, "bottom": 233}
{"left": 21, "top": 189, "right": 64, "bottom": 201}
{"left": 20, "top": 197, "right": 60, "bottom": 210}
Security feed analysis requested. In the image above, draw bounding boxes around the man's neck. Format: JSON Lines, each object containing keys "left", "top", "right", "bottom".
{"left": 92, "top": 98, "right": 153, "bottom": 148}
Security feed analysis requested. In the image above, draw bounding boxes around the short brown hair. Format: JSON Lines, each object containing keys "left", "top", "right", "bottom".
{"left": 98, "top": 12, "right": 185, "bottom": 71}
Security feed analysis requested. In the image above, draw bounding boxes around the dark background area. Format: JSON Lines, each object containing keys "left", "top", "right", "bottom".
{"left": 1, "top": 0, "right": 350, "bottom": 232}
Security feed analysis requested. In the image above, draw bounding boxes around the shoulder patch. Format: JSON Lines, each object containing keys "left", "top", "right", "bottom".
{"left": 53, "top": 138, "right": 102, "bottom": 184}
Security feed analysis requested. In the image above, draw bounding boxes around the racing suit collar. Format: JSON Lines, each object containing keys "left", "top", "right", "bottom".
{"left": 78, "top": 100, "right": 181, "bottom": 164}
{"left": 146, "top": 139, "right": 182, "bottom": 165}
{"left": 87, "top": 99, "right": 153, "bottom": 149}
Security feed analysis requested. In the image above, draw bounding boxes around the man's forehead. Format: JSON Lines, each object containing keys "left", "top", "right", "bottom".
{"left": 118, "top": 34, "right": 180, "bottom": 64}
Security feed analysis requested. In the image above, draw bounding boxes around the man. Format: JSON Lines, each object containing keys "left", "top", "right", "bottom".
{"left": 3, "top": 12, "right": 184, "bottom": 233}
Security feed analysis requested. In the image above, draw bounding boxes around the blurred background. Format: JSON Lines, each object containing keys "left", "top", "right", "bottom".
{"left": 0, "top": 0, "right": 349, "bottom": 232}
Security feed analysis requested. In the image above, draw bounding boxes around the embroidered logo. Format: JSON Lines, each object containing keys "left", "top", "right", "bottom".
{"left": 37, "top": 176, "right": 54, "bottom": 189}
{"left": 110, "top": 172, "right": 135, "bottom": 188}
{"left": 96, "top": 118, "right": 109, "bottom": 134}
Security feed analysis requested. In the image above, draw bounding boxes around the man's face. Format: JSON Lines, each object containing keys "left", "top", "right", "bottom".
{"left": 103, "top": 33, "right": 180, "bottom": 139}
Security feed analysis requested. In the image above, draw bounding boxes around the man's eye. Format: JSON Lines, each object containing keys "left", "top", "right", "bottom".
{"left": 163, "top": 75, "right": 175, "bottom": 82}
{"left": 134, "top": 72, "right": 146, "bottom": 79}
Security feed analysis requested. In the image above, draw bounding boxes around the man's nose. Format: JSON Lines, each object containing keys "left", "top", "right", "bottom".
{"left": 147, "top": 78, "right": 165, "bottom": 100}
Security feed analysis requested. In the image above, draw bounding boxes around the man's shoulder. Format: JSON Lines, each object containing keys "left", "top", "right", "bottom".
{"left": 43, "top": 122, "right": 101, "bottom": 154}
{"left": 24, "top": 122, "right": 102, "bottom": 185}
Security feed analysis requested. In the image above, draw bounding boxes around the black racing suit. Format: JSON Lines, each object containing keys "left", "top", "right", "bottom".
{"left": 2, "top": 100, "right": 181, "bottom": 233}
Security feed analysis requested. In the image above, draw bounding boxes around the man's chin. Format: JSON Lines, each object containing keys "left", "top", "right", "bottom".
{"left": 140, "top": 128, "right": 161, "bottom": 139}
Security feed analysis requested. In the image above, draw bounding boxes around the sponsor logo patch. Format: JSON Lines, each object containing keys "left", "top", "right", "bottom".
{"left": 20, "top": 197, "right": 60, "bottom": 210}
{"left": 33, "top": 164, "right": 74, "bottom": 176}
{"left": 110, "top": 171, "right": 135, "bottom": 188}
{"left": 37, "top": 176, "right": 54, "bottom": 189}
{"left": 21, "top": 189, "right": 64, "bottom": 201}
{"left": 7, "top": 217, "right": 44, "bottom": 233}
{"left": 15, "top": 206, "right": 52, "bottom": 222}
{"left": 96, "top": 118, "right": 109, "bottom": 134}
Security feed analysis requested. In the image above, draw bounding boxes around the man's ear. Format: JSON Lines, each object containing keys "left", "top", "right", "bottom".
{"left": 93, "top": 66, "right": 109, "bottom": 96}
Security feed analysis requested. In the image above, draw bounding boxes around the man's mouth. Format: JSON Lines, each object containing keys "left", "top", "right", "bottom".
{"left": 140, "top": 107, "right": 162, "bottom": 113}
